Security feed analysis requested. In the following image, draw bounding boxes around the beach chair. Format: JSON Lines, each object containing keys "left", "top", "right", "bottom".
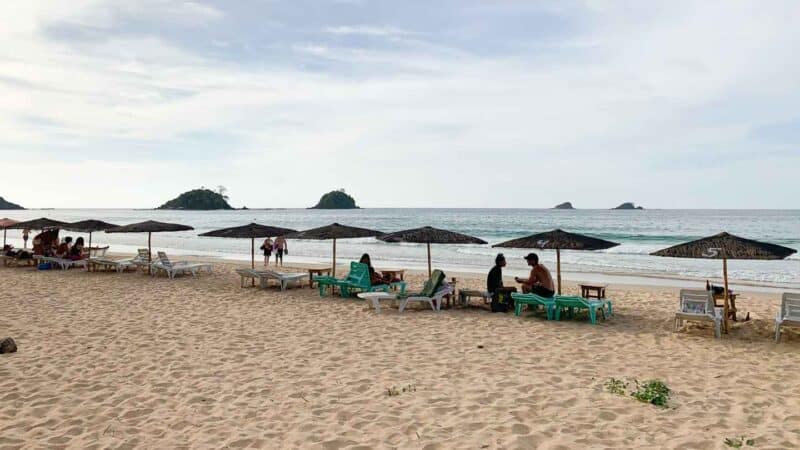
{"left": 130, "top": 248, "right": 152, "bottom": 270}
{"left": 554, "top": 295, "right": 613, "bottom": 324}
{"left": 397, "top": 269, "right": 450, "bottom": 313}
{"left": 88, "top": 257, "right": 136, "bottom": 273}
{"left": 151, "top": 252, "right": 212, "bottom": 279}
{"left": 314, "top": 262, "right": 379, "bottom": 297}
{"left": 337, "top": 263, "right": 407, "bottom": 297}
{"left": 775, "top": 292, "right": 800, "bottom": 343}
{"left": 262, "top": 269, "right": 307, "bottom": 291}
{"left": 675, "top": 289, "right": 722, "bottom": 338}
{"left": 36, "top": 255, "right": 87, "bottom": 271}
{"left": 511, "top": 293, "right": 556, "bottom": 320}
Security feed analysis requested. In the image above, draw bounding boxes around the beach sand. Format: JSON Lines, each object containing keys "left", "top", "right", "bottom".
{"left": 1, "top": 260, "right": 799, "bottom": 449}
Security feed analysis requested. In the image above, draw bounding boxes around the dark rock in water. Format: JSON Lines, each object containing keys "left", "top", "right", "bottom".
{"left": 613, "top": 202, "right": 644, "bottom": 210}
{"left": 0, "top": 337, "right": 17, "bottom": 354}
{"left": 554, "top": 202, "right": 575, "bottom": 209}
{"left": 310, "top": 189, "right": 359, "bottom": 209}
{"left": 0, "top": 196, "right": 24, "bottom": 210}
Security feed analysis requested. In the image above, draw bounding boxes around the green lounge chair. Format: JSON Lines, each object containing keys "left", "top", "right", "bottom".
{"left": 339, "top": 264, "right": 407, "bottom": 297}
{"left": 314, "top": 262, "right": 366, "bottom": 297}
{"left": 554, "top": 295, "right": 613, "bottom": 324}
{"left": 397, "top": 269, "right": 449, "bottom": 312}
{"left": 511, "top": 293, "right": 556, "bottom": 319}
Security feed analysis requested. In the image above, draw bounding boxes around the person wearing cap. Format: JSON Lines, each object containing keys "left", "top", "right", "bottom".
{"left": 515, "top": 253, "right": 555, "bottom": 297}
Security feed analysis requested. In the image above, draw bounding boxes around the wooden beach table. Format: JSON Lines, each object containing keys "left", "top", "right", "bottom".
{"left": 378, "top": 268, "right": 406, "bottom": 281}
{"left": 307, "top": 266, "right": 332, "bottom": 288}
{"left": 580, "top": 283, "right": 608, "bottom": 299}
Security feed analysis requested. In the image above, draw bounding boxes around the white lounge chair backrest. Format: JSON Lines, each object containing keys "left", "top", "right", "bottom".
{"left": 136, "top": 248, "right": 151, "bottom": 262}
{"left": 157, "top": 251, "right": 173, "bottom": 269}
{"left": 679, "top": 289, "right": 714, "bottom": 316}
{"left": 781, "top": 292, "right": 800, "bottom": 321}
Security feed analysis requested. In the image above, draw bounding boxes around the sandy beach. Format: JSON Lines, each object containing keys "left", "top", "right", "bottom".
{"left": 1, "top": 259, "right": 799, "bottom": 449}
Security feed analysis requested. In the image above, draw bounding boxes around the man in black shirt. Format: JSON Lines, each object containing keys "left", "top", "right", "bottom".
{"left": 488, "top": 254, "right": 515, "bottom": 312}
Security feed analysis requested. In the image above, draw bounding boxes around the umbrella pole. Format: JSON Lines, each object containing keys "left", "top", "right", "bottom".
{"left": 148, "top": 232, "right": 152, "bottom": 275}
{"left": 722, "top": 258, "right": 730, "bottom": 333}
{"left": 88, "top": 231, "right": 92, "bottom": 268}
{"left": 251, "top": 237, "right": 255, "bottom": 286}
{"left": 2, "top": 228, "right": 5, "bottom": 248}
{"left": 427, "top": 242, "right": 431, "bottom": 278}
{"left": 556, "top": 248, "right": 562, "bottom": 295}
{"left": 332, "top": 238, "right": 337, "bottom": 277}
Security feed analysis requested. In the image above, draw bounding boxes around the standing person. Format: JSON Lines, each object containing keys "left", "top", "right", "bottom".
{"left": 22, "top": 228, "right": 30, "bottom": 249}
{"left": 488, "top": 253, "right": 516, "bottom": 312}
{"left": 260, "top": 237, "right": 273, "bottom": 266}
{"left": 515, "top": 253, "right": 555, "bottom": 297}
{"left": 274, "top": 235, "right": 288, "bottom": 266}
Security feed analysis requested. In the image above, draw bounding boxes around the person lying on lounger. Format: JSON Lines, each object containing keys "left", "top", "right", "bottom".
{"left": 515, "top": 253, "right": 555, "bottom": 297}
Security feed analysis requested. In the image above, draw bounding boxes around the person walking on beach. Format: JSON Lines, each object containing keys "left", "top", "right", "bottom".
{"left": 515, "top": 253, "right": 555, "bottom": 297}
{"left": 274, "top": 235, "right": 288, "bottom": 266}
{"left": 260, "top": 237, "right": 273, "bottom": 266}
{"left": 22, "top": 228, "right": 30, "bottom": 249}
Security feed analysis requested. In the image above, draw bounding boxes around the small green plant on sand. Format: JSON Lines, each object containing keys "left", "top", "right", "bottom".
{"left": 387, "top": 384, "right": 416, "bottom": 397}
{"left": 631, "top": 379, "right": 671, "bottom": 407}
{"left": 604, "top": 378, "right": 627, "bottom": 396}
{"left": 724, "top": 436, "right": 756, "bottom": 448}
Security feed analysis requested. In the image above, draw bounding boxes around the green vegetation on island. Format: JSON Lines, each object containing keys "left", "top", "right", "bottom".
{"left": 310, "top": 189, "right": 359, "bottom": 209}
{"left": 613, "top": 202, "right": 644, "bottom": 210}
{"left": 0, "top": 196, "right": 24, "bottom": 210}
{"left": 157, "top": 187, "right": 233, "bottom": 210}
{"left": 554, "top": 202, "right": 575, "bottom": 209}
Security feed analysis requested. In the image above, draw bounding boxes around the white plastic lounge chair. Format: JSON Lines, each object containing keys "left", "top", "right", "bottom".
{"left": 151, "top": 252, "right": 212, "bottom": 279}
{"left": 399, "top": 283, "right": 454, "bottom": 313}
{"left": 235, "top": 268, "right": 305, "bottom": 291}
{"left": 35, "top": 255, "right": 87, "bottom": 270}
{"left": 775, "top": 292, "right": 800, "bottom": 343}
{"left": 263, "top": 269, "right": 307, "bottom": 291}
{"left": 675, "top": 289, "right": 722, "bottom": 338}
{"left": 88, "top": 257, "right": 136, "bottom": 273}
{"left": 130, "top": 248, "right": 152, "bottom": 270}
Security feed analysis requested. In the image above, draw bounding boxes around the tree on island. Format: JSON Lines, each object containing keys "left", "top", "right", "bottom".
{"left": 613, "top": 202, "right": 644, "bottom": 210}
{"left": 157, "top": 188, "right": 233, "bottom": 210}
{"left": 310, "top": 189, "right": 359, "bottom": 209}
{"left": 554, "top": 202, "right": 575, "bottom": 210}
{"left": 0, "top": 196, "right": 24, "bottom": 210}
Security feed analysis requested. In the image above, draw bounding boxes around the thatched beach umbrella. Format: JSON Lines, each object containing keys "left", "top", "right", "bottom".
{"left": 378, "top": 226, "right": 487, "bottom": 277}
{"left": 7, "top": 217, "right": 67, "bottom": 231}
{"left": 652, "top": 232, "right": 796, "bottom": 331}
{"left": 0, "top": 218, "right": 19, "bottom": 248}
{"left": 62, "top": 220, "right": 119, "bottom": 258}
{"left": 106, "top": 221, "right": 194, "bottom": 274}
{"left": 290, "top": 223, "right": 384, "bottom": 276}
{"left": 199, "top": 223, "right": 297, "bottom": 269}
{"left": 493, "top": 229, "right": 619, "bottom": 295}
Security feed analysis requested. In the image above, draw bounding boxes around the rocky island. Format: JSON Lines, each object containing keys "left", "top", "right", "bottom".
{"left": 613, "top": 202, "right": 644, "bottom": 210}
{"left": 0, "top": 196, "right": 24, "bottom": 210}
{"left": 310, "top": 190, "right": 359, "bottom": 209}
{"left": 554, "top": 202, "right": 575, "bottom": 210}
{"left": 157, "top": 188, "right": 233, "bottom": 210}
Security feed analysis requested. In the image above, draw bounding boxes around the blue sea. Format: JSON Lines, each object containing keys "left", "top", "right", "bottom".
{"left": 2, "top": 209, "right": 798, "bottom": 288}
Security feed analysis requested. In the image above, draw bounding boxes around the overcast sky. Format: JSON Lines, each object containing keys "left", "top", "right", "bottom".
{"left": 1, "top": 1, "right": 798, "bottom": 209}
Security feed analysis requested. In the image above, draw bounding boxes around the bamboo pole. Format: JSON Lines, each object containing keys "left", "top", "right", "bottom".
{"left": 250, "top": 237, "right": 255, "bottom": 287}
{"left": 556, "top": 248, "right": 562, "bottom": 295}
{"left": 427, "top": 242, "right": 432, "bottom": 278}
{"left": 722, "top": 258, "right": 730, "bottom": 333}
{"left": 147, "top": 232, "right": 152, "bottom": 275}
{"left": 332, "top": 238, "right": 337, "bottom": 277}
{"left": 2, "top": 228, "right": 6, "bottom": 248}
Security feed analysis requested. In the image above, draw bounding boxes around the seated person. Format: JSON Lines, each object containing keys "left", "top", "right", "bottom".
{"left": 67, "top": 237, "right": 85, "bottom": 260}
{"left": 515, "top": 253, "right": 555, "bottom": 297}
{"left": 56, "top": 236, "right": 73, "bottom": 258}
{"left": 359, "top": 253, "right": 387, "bottom": 285}
{"left": 488, "top": 253, "right": 516, "bottom": 312}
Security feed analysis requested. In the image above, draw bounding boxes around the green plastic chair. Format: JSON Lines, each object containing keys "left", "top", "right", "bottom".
{"left": 314, "top": 262, "right": 365, "bottom": 297}
{"left": 339, "top": 263, "right": 408, "bottom": 297}
{"left": 511, "top": 293, "right": 556, "bottom": 319}
{"left": 554, "top": 295, "right": 613, "bottom": 324}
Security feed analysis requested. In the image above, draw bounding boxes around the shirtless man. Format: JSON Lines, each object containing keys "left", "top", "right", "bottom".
{"left": 514, "top": 253, "right": 555, "bottom": 297}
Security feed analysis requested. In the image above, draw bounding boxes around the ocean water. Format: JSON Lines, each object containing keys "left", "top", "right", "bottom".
{"left": 2, "top": 209, "right": 798, "bottom": 288}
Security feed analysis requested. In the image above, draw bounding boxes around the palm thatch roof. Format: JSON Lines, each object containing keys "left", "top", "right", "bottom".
{"left": 105, "top": 220, "right": 194, "bottom": 234}
{"left": 199, "top": 223, "right": 297, "bottom": 239}
{"left": 651, "top": 232, "right": 796, "bottom": 260}
{"left": 378, "top": 226, "right": 486, "bottom": 245}
{"left": 0, "top": 218, "right": 19, "bottom": 228}
{"left": 62, "top": 220, "right": 119, "bottom": 232}
{"left": 7, "top": 217, "right": 67, "bottom": 230}
{"left": 493, "top": 229, "right": 618, "bottom": 250}
{"left": 289, "top": 223, "right": 383, "bottom": 240}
